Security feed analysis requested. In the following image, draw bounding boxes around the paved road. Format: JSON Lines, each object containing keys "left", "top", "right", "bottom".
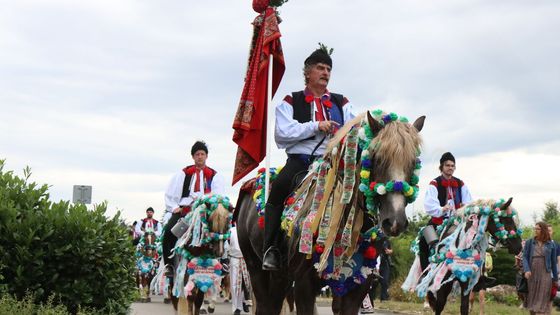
{"left": 130, "top": 295, "right": 398, "bottom": 315}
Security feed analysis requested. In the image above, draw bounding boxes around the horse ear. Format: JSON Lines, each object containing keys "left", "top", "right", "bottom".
{"left": 367, "top": 111, "right": 383, "bottom": 134}
{"left": 500, "top": 197, "right": 513, "bottom": 210}
{"left": 413, "top": 116, "right": 426, "bottom": 132}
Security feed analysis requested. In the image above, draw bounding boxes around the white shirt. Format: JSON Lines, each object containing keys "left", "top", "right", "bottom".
{"left": 274, "top": 93, "right": 357, "bottom": 156}
{"left": 228, "top": 226, "right": 243, "bottom": 259}
{"left": 135, "top": 219, "right": 163, "bottom": 237}
{"left": 164, "top": 168, "right": 225, "bottom": 214}
{"left": 424, "top": 180, "right": 473, "bottom": 217}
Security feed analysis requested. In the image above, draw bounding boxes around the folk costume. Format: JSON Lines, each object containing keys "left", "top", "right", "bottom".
{"left": 419, "top": 152, "right": 472, "bottom": 271}
{"left": 262, "top": 48, "right": 357, "bottom": 270}
{"left": 229, "top": 226, "right": 251, "bottom": 314}
{"left": 136, "top": 217, "right": 162, "bottom": 237}
{"left": 161, "top": 142, "right": 225, "bottom": 273}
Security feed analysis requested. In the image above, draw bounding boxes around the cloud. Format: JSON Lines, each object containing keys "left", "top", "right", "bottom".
{"left": 0, "top": 0, "right": 558, "bottom": 224}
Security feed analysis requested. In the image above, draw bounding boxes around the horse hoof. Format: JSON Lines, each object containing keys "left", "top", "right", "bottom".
{"left": 163, "top": 298, "right": 171, "bottom": 304}
{"left": 208, "top": 305, "right": 215, "bottom": 313}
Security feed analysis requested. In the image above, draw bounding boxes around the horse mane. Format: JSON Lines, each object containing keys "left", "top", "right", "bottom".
{"left": 372, "top": 117, "right": 422, "bottom": 174}
{"left": 327, "top": 111, "right": 422, "bottom": 174}
{"left": 209, "top": 203, "right": 230, "bottom": 233}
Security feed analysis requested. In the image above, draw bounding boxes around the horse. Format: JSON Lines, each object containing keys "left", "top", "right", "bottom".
{"left": 405, "top": 198, "right": 522, "bottom": 315}
{"left": 136, "top": 229, "right": 158, "bottom": 302}
{"left": 167, "top": 194, "right": 232, "bottom": 315}
{"left": 236, "top": 109, "right": 425, "bottom": 315}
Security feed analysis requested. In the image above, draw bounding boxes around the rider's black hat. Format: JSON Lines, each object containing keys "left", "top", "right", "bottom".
{"left": 191, "top": 141, "right": 208, "bottom": 155}
{"left": 439, "top": 152, "right": 455, "bottom": 165}
{"left": 304, "top": 49, "right": 332, "bottom": 68}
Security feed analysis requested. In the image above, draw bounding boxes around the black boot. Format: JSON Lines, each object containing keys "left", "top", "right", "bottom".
{"left": 262, "top": 203, "right": 282, "bottom": 271}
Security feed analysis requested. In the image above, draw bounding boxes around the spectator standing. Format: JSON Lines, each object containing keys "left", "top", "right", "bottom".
{"left": 523, "top": 221, "right": 558, "bottom": 315}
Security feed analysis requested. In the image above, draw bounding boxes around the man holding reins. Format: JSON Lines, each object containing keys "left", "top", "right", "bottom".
{"left": 262, "top": 45, "right": 357, "bottom": 271}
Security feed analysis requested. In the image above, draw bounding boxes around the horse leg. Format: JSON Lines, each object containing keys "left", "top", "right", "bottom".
{"left": 177, "top": 296, "right": 191, "bottom": 315}
{"left": 431, "top": 281, "right": 453, "bottom": 315}
{"left": 331, "top": 296, "right": 342, "bottom": 315}
{"left": 339, "top": 276, "right": 374, "bottom": 315}
{"left": 193, "top": 290, "right": 205, "bottom": 315}
{"left": 294, "top": 276, "right": 319, "bottom": 315}
{"left": 460, "top": 283, "right": 470, "bottom": 315}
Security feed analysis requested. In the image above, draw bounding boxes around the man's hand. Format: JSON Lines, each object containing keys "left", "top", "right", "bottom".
{"left": 385, "top": 248, "right": 393, "bottom": 255}
{"left": 442, "top": 205, "right": 452, "bottom": 212}
{"left": 172, "top": 207, "right": 182, "bottom": 214}
{"left": 318, "top": 120, "right": 339, "bottom": 134}
{"left": 525, "top": 271, "right": 532, "bottom": 279}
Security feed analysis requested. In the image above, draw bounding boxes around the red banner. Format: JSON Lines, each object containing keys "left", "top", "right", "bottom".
{"left": 232, "top": 7, "right": 285, "bottom": 185}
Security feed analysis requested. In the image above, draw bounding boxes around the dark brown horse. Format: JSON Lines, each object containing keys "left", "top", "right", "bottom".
{"left": 419, "top": 198, "right": 522, "bottom": 315}
{"left": 236, "top": 110, "right": 425, "bottom": 315}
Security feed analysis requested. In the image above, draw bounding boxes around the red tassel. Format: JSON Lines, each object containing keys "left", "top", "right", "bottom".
{"left": 285, "top": 197, "right": 295, "bottom": 205}
{"left": 315, "top": 244, "right": 324, "bottom": 254}
{"left": 363, "top": 246, "right": 377, "bottom": 259}
{"left": 258, "top": 216, "right": 265, "bottom": 229}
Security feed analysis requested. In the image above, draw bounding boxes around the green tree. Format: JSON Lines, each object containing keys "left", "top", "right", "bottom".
{"left": 542, "top": 200, "right": 560, "bottom": 224}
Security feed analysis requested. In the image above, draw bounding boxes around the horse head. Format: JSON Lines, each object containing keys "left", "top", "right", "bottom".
{"left": 143, "top": 230, "right": 156, "bottom": 246}
{"left": 206, "top": 200, "right": 233, "bottom": 258}
{"left": 364, "top": 111, "right": 425, "bottom": 236}
{"left": 486, "top": 197, "right": 523, "bottom": 255}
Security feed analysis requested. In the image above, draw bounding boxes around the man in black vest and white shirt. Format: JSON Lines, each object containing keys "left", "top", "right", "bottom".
{"left": 262, "top": 45, "right": 357, "bottom": 270}
{"left": 419, "top": 152, "right": 473, "bottom": 271}
{"left": 162, "top": 140, "right": 225, "bottom": 275}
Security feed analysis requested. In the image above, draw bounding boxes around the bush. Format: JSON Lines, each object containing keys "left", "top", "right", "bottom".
{"left": 0, "top": 160, "right": 136, "bottom": 314}
{"left": 490, "top": 249, "right": 517, "bottom": 286}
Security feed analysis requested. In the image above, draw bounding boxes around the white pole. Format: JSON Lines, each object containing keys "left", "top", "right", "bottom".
{"left": 264, "top": 53, "right": 273, "bottom": 202}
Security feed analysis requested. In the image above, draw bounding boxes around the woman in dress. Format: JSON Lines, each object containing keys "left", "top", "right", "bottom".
{"left": 523, "top": 221, "right": 558, "bottom": 315}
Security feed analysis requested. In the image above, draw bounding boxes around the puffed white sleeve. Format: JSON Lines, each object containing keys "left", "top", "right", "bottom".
{"left": 135, "top": 221, "right": 144, "bottom": 237}
{"left": 424, "top": 185, "right": 444, "bottom": 217}
{"left": 155, "top": 222, "right": 163, "bottom": 237}
{"left": 342, "top": 99, "right": 357, "bottom": 122}
{"left": 165, "top": 172, "right": 184, "bottom": 213}
{"left": 461, "top": 184, "right": 473, "bottom": 205}
{"left": 275, "top": 100, "right": 319, "bottom": 149}
{"left": 210, "top": 172, "right": 226, "bottom": 196}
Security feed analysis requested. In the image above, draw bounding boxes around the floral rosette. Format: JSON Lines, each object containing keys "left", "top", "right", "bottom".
{"left": 184, "top": 257, "right": 224, "bottom": 295}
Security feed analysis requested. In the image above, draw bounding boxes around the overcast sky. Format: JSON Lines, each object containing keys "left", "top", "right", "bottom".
{"left": 1, "top": 0, "right": 559, "bottom": 226}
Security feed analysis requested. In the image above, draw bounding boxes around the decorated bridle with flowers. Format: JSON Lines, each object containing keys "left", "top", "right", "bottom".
{"left": 463, "top": 199, "right": 523, "bottom": 241}
{"left": 174, "top": 194, "right": 233, "bottom": 261}
{"left": 171, "top": 194, "right": 232, "bottom": 298}
{"left": 357, "top": 110, "right": 422, "bottom": 216}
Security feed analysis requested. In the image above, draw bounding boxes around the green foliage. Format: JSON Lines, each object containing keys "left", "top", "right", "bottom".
{"left": 0, "top": 160, "right": 136, "bottom": 314}
{"left": 542, "top": 200, "right": 560, "bottom": 224}
{"left": 489, "top": 249, "right": 517, "bottom": 286}
{"left": 389, "top": 213, "right": 429, "bottom": 279}
{"left": 0, "top": 293, "right": 102, "bottom": 315}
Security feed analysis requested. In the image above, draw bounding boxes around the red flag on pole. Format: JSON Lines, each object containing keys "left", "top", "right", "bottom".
{"left": 232, "top": 5, "right": 285, "bottom": 185}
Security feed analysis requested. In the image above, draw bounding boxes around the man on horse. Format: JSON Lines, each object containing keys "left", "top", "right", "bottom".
{"left": 162, "top": 140, "right": 225, "bottom": 276}
{"left": 136, "top": 207, "right": 162, "bottom": 237}
{"left": 419, "top": 152, "right": 473, "bottom": 271}
{"left": 262, "top": 45, "right": 357, "bottom": 271}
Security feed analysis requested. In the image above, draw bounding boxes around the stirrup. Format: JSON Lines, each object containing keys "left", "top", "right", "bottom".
{"left": 262, "top": 246, "right": 280, "bottom": 271}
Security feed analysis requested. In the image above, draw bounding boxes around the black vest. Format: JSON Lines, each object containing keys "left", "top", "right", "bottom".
{"left": 181, "top": 166, "right": 217, "bottom": 199}
{"left": 434, "top": 175, "right": 463, "bottom": 208}
{"left": 291, "top": 91, "right": 345, "bottom": 140}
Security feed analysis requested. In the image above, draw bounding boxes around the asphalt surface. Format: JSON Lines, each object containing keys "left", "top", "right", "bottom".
{"left": 130, "top": 295, "right": 398, "bottom": 315}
